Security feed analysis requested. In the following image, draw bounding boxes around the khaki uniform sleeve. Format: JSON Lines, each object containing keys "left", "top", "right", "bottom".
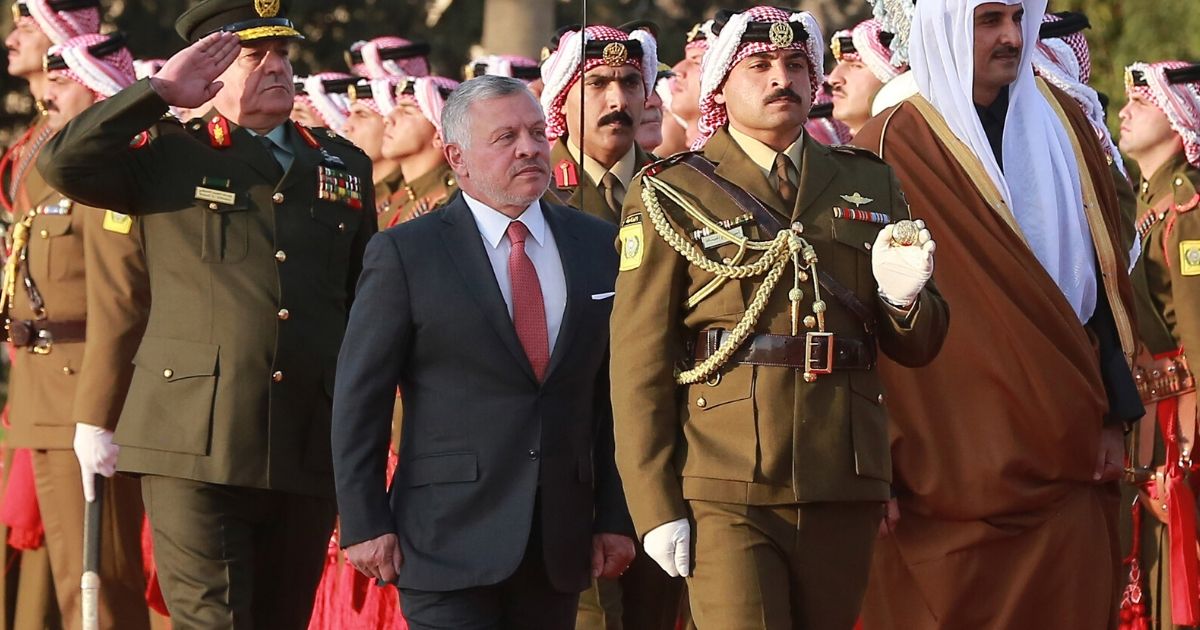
{"left": 610, "top": 175, "right": 690, "bottom": 539}
{"left": 71, "top": 207, "right": 150, "bottom": 431}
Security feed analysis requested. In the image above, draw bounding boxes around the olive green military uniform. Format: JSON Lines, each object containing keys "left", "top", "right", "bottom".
{"left": 1125, "top": 152, "right": 1200, "bottom": 628}
{"left": 611, "top": 127, "right": 949, "bottom": 629}
{"left": 542, "top": 137, "right": 684, "bottom": 629}
{"left": 36, "top": 72, "right": 376, "bottom": 629}
{"left": 0, "top": 116, "right": 62, "bottom": 630}
{"left": 2, "top": 115, "right": 151, "bottom": 630}
{"left": 545, "top": 137, "right": 655, "bottom": 225}
{"left": 373, "top": 167, "right": 405, "bottom": 226}
{"left": 377, "top": 162, "right": 457, "bottom": 230}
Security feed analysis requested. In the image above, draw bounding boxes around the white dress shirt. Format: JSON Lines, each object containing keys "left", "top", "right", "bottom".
{"left": 463, "top": 192, "right": 568, "bottom": 354}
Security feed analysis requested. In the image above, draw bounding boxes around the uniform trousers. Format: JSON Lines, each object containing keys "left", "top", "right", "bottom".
{"left": 686, "top": 500, "right": 881, "bottom": 629}
{"left": 31, "top": 449, "right": 148, "bottom": 630}
{"left": 141, "top": 475, "right": 335, "bottom": 630}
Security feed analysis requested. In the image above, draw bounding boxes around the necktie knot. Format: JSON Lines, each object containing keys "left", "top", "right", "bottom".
{"left": 774, "top": 152, "right": 797, "bottom": 205}
{"left": 506, "top": 220, "right": 530, "bottom": 247}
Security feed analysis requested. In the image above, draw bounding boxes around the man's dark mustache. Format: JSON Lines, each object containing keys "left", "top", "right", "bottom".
{"left": 597, "top": 111, "right": 634, "bottom": 127}
{"left": 992, "top": 45, "right": 1020, "bottom": 58}
{"left": 764, "top": 89, "right": 802, "bottom": 105}
{"left": 510, "top": 160, "right": 547, "bottom": 176}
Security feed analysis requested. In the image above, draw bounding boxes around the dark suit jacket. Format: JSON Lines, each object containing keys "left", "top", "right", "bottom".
{"left": 332, "top": 193, "right": 633, "bottom": 594}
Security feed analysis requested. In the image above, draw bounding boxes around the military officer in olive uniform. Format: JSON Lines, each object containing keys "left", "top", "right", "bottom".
{"left": 540, "top": 25, "right": 658, "bottom": 225}
{"left": 5, "top": 32, "right": 152, "bottom": 630}
{"left": 1118, "top": 60, "right": 1200, "bottom": 629}
{"left": 377, "top": 75, "right": 460, "bottom": 229}
{"left": 36, "top": 2, "right": 376, "bottom": 628}
{"left": 610, "top": 7, "right": 948, "bottom": 628}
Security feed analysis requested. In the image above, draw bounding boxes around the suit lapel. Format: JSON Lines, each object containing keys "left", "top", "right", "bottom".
{"left": 440, "top": 200, "right": 537, "bottom": 382}
{"left": 542, "top": 203, "right": 585, "bottom": 381}
{"left": 793, "top": 137, "right": 838, "bottom": 222}
{"left": 708, "top": 128, "right": 790, "bottom": 221}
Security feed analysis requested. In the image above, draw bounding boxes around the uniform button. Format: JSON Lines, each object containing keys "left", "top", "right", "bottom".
{"left": 337, "top": 222, "right": 346, "bottom": 233}
{"left": 61, "top": 366, "right": 73, "bottom": 375}
{"left": 277, "top": 308, "right": 290, "bottom": 320}
{"left": 163, "top": 369, "right": 174, "bottom": 378}
{"left": 803, "top": 316, "right": 817, "bottom": 329}
{"left": 1175, "top": 177, "right": 1185, "bottom": 187}
{"left": 527, "top": 449, "right": 539, "bottom": 461}
{"left": 791, "top": 222, "right": 804, "bottom": 233}
{"left": 274, "top": 250, "right": 287, "bottom": 262}
{"left": 39, "top": 229, "right": 48, "bottom": 239}
{"left": 272, "top": 371, "right": 284, "bottom": 383}
{"left": 208, "top": 203, "right": 219, "bottom": 211}
{"left": 877, "top": 394, "right": 885, "bottom": 405}
{"left": 696, "top": 397, "right": 707, "bottom": 408}
{"left": 864, "top": 242, "right": 872, "bottom": 250}
{"left": 272, "top": 193, "right": 285, "bottom": 204}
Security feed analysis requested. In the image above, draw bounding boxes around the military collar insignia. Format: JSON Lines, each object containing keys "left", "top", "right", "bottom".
{"left": 555, "top": 159, "right": 579, "bottom": 188}
{"left": 129, "top": 130, "right": 150, "bottom": 149}
{"left": 294, "top": 123, "right": 320, "bottom": 149}
{"left": 839, "top": 192, "right": 873, "bottom": 207}
{"left": 208, "top": 116, "right": 232, "bottom": 149}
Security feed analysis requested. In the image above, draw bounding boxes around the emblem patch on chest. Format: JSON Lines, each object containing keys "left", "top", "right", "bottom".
{"left": 102, "top": 211, "right": 133, "bottom": 234}
{"left": 619, "top": 213, "right": 644, "bottom": 271}
{"left": 1181, "top": 240, "right": 1200, "bottom": 276}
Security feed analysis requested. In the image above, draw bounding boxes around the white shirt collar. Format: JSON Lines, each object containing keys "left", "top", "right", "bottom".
{"left": 462, "top": 191, "right": 546, "bottom": 248}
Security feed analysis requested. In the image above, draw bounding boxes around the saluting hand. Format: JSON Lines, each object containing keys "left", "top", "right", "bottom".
{"left": 149, "top": 32, "right": 241, "bottom": 108}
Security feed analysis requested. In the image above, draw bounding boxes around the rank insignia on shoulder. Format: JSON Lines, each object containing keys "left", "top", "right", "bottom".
{"left": 40, "top": 198, "right": 73, "bottom": 215}
{"left": 555, "top": 159, "right": 579, "bottom": 188}
{"left": 833, "top": 207, "right": 890, "bottom": 225}
{"left": 208, "top": 116, "right": 232, "bottom": 149}
{"left": 318, "top": 166, "right": 363, "bottom": 210}
{"left": 129, "top": 131, "right": 150, "bottom": 149}
{"left": 1181, "top": 240, "right": 1200, "bottom": 276}
{"left": 839, "top": 192, "right": 874, "bottom": 207}
{"left": 618, "top": 217, "right": 644, "bottom": 271}
{"left": 102, "top": 211, "right": 133, "bottom": 234}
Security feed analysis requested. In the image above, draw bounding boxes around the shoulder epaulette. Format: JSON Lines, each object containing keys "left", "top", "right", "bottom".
{"left": 312, "top": 126, "right": 366, "bottom": 155}
{"left": 829, "top": 144, "right": 886, "bottom": 163}
{"left": 638, "top": 151, "right": 702, "bottom": 178}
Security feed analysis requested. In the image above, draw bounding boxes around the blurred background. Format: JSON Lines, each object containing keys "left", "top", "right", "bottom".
{"left": 1, "top": 0, "right": 1198, "bottom": 146}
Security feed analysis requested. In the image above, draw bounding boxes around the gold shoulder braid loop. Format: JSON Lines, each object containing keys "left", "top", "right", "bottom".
{"left": 640, "top": 174, "right": 826, "bottom": 385}
{"left": 2, "top": 210, "right": 35, "bottom": 318}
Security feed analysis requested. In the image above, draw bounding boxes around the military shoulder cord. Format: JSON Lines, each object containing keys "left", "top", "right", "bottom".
{"left": 6, "top": 124, "right": 54, "bottom": 211}
{"left": 1, "top": 210, "right": 36, "bottom": 325}
{"left": 639, "top": 173, "right": 826, "bottom": 385}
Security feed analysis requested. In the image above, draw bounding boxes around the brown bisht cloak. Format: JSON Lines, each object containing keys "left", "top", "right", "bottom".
{"left": 851, "top": 80, "right": 1138, "bottom": 629}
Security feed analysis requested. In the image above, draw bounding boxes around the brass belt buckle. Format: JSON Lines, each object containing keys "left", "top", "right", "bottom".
{"left": 804, "top": 332, "right": 835, "bottom": 377}
{"left": 31, "top": 328, "right": 52, "bottom": 355}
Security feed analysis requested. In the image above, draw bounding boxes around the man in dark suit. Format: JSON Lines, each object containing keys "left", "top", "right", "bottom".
{"left": 331, "top": 74, "right": 637, "bottom": 630}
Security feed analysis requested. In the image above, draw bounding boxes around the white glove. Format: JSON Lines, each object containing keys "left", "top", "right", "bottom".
{"left": 643, "top": 518, "right": 691, "bottom": 577}
{"left": 871, "top": 220, "right": 936, "bottom": 308}
{"left": 73, "top": 423, "right": 119, "bottom": 503}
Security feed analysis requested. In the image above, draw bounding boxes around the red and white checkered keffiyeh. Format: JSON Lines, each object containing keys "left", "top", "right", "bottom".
{"left": 406, "top": 76, "right": 460, "bottom": 135}
{"left": 469, "top": 54, "right": 540, "bottom": 82}
{"left": 1127, "top": 61, "right": 1200, "bottom": 168}
{"left": 685, "top": 20, "right": 712, "bottom": 54}
{"left": 21, "top": 0, "right": 99, "bottom": 45}
{"left": 805, "top": 89, "right": 851, "bottom": 146}
{"left": 1034, "top": 14, "right": 1126, "bottom": 177}
{"left": 297, "top": 72, "right": 354, "bottom": 133}
{"left": 833, "top": 19, "right": 907, "bottom": 84}
{"left": 539, "top": 25, "right": 658, "bottom": 142}
{"left": 49, "top": 33, "right": 134, "bottom": 100}
{"left": 696, "top": 6, "right": 824, "bottom": 149}
{"left": 349, "top": 36, "right": 430, "bottom": 79}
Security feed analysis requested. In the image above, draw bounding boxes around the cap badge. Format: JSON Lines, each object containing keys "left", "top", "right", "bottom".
{"left": 831, "top": 37, "right": 843, "bottom": 61}
{"left": 602, "top": 42, "right": 628, "bottom": 67}
{"left": 769, "top": 22, "right": 794, "bottom": 49}
{"left": 254, "top": 0, "right": 280, "bottom": 18}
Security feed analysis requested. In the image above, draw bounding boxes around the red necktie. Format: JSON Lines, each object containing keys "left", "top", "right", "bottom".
{"left": 506, "top": 221, "right": 549, "bottom": 381}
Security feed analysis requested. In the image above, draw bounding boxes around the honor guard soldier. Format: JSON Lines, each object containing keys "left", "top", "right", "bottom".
{"left": 36, "top": 1, "right": 377, "bottom": 627}
{"left": 5, "top": 32, "right": 153, "bottom": 630}
{"left": 377, "top": 75, "right": 460, "bottom": 228}
{"left": 826, "top": 19, "right": 908, "bottom": 138}
{"left": 341, "top": 76, "right": 410, "bottom": 223}
{"left": 1119, "top": 60, "right": 1200, "bottom": 629}
{"left": 292, "top": 72, "right": 355, "bottom": 136}
{"left": 346, "top": 35, "right": 431, "bottom": 80}
{"left": 540, "top": 25, "right": 658, "bottom": 224}
{"left": 464, "top": 54, "right": 541, "bottom": 85}
{"left": 610, "top": 6, "right": 948, "bottom": 628}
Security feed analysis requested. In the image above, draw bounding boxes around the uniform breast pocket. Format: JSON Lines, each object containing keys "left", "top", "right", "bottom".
{"left": 830, "top": 219, "right": 882, "bottom": 294}
{"left": 200, "top": 197, "right": 250, "bottom": 263}
{"left": 35, "top": 215, "right": 80, "bottom": 282}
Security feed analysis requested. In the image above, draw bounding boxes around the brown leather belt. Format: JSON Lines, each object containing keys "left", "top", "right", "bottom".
{"left": 6, "top": 319, "right": 86, "bottom": 352}
{"left": 693, "top": 329, "right": 876, "bottom": 373}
